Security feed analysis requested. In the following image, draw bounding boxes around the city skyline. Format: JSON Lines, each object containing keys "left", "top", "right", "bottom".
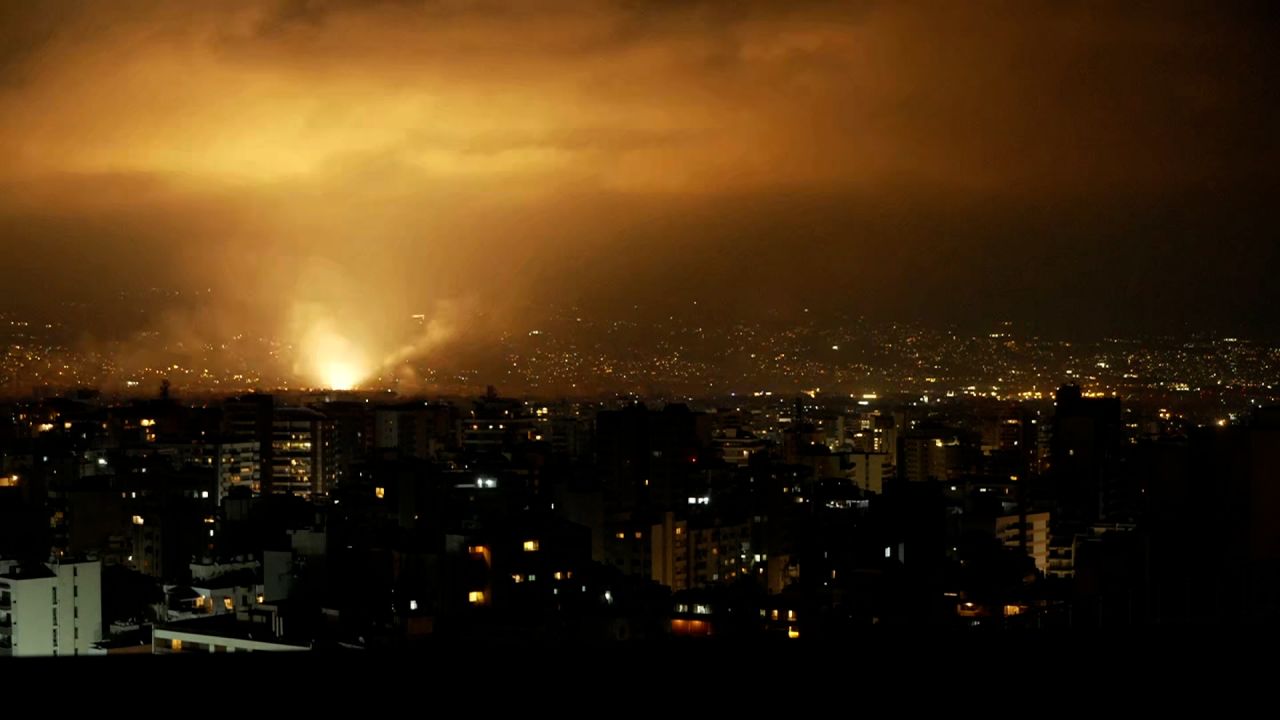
{"left": 2, "top": 1, "right": 1279, "bottom": 656}
{"left": 1, "top": 301, "right": 1277, "bottom": 399}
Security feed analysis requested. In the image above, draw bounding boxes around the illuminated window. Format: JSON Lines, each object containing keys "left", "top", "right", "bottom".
{"left": 512, "top": 574, "right": 523, "bottom": 583}
{"left": 375, "top": 486, "right": 385, "bottom": 499}
{"left": 409, "top": 600, "right": 419, "bottom": 611}
{"left": 132, "top": 515, "right": 145, "bottom": 526}
{"left": 468, "top": 591, "right": 486, "bottom": 606}
{"left": 223, "top": 597, "right": 234, "bottom": 611}
{"left": 615, "top": 532, "right": 626, "bottom": 540}
{"left": 672, "top": 619, "right": 711, "bottom": 637}
{"left": 256, "top": 594, "right": 264, "bottom": 604}
{"left": 788, "top": 627, "right": 800, "bottom": 639}
{"left": 787, "top": 610, "right": 796, "bottom": 621}
{"left": 194, "top": 596, "right": 207, "bottom": 609}
{"left": 634, "top": 531, "right": 643, "bottom": 540}
{"left": 171, "top": 638, "right": 183, "bottom": 651}
{"left": 523, "top": 540, "right": 539, "bottom": 552}
{"left": 675, "top": 527, "right": 684, "bottom": 536}
{"left": 770, "top": 609, "right": 779, "bottom": 621}
{"left": 553, "top": 571, "right": 563, "bottom": 580}
{"left": 693, "top": 604, "right": 711, "bottom": 615}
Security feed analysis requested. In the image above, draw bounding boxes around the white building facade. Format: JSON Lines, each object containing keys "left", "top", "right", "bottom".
{"left": 0, "top": 559, "right": 102, "bottom": 657}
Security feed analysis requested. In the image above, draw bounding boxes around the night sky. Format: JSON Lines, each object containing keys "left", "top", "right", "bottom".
{"left": 1, "top": 1, "right": 1277, "bottom": 385}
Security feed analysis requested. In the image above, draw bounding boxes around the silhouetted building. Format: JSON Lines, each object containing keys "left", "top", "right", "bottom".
{"left": 901, "top": 428, "right": 974, "bottom": 482}
{"left": 1049, "top": 385, "right": 1126, "bottom": 522}
{"left": 596, "top": 404, "right": 711, "bottom": 510}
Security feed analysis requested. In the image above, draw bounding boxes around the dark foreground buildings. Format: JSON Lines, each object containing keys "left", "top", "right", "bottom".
{"left": 0, "top": 382, "right": 1278, "bottom": 654}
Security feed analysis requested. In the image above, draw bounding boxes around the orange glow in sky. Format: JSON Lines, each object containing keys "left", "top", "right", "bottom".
{"left": 0, "top": 1, "right": 1274, "bottom": 391}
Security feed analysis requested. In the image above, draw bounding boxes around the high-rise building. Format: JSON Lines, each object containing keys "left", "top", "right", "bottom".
{"left": 596, "top": 404, "right": 711, "bottom": 510}
{"left": 460, "top": 390, "right": 537, "bottom": 455}
{"left": 1049, "top": 384, "right": 1125, "bottom": 522}
{"left": 270, "top": 408, "right": 326, "bottom": 499}
{"left": 224, "top": 393, "right": 275, "bottom": 491}
{"left": 373, "top": 402, "right": 457, "bottom": 459}
{"left": 901, "top": 430, "right": 968, "bottom": 482}
{"left": 213, "top": 441, "right": 261, "bottom": 504}
{"left": 713, "top": 428, "right": 767, "bottom": 468}
{"left": 995, "top": 511, "right": 1051, "bottom": 574}
{"left": 313, "top": 401, "right": 374, "bottom": 493}
{"left": 645, "top": 512, "right": 752, "bottom": 591}
{"left": 848, "top": 451, "right": 892, "bottom": 494}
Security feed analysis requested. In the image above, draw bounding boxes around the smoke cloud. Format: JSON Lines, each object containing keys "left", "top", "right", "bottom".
{"left": 0, "top": 1, "right": 1276, "bottom": 393}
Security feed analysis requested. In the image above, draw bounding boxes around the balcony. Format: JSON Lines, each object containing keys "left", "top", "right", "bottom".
{"left": 0, "top": 595, "right": 10, "bottom": 610}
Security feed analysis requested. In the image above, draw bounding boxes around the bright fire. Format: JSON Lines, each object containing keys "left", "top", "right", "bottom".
{"left": 317, "top": 359, "right": 364, "bottom": 391}
{"left": 297, "top": 319, "right": 370, "bottom": 390}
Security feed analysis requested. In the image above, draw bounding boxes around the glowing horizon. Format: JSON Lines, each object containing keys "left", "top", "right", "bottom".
{"left": 0, "top": 0, "right": 1275, "bottom": 383}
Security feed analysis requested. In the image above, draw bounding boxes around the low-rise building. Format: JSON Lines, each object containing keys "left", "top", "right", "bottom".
{"left": 153, "top": 604, "right": 310, "bottom": 653}
{"left": 0, "top": 558, "right": 102, "bottom": 656}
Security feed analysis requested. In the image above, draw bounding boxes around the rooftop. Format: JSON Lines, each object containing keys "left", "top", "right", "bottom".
{"left": 155, "top": 614, "right": 310, "bottom": 648}
{"left": 0, "top": 564, "right": 56, "bottom": 581}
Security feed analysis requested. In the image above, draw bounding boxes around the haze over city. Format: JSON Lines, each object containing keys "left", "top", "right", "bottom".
{"left": 2, "top": 1, "right": 1277, "bottom": 393}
